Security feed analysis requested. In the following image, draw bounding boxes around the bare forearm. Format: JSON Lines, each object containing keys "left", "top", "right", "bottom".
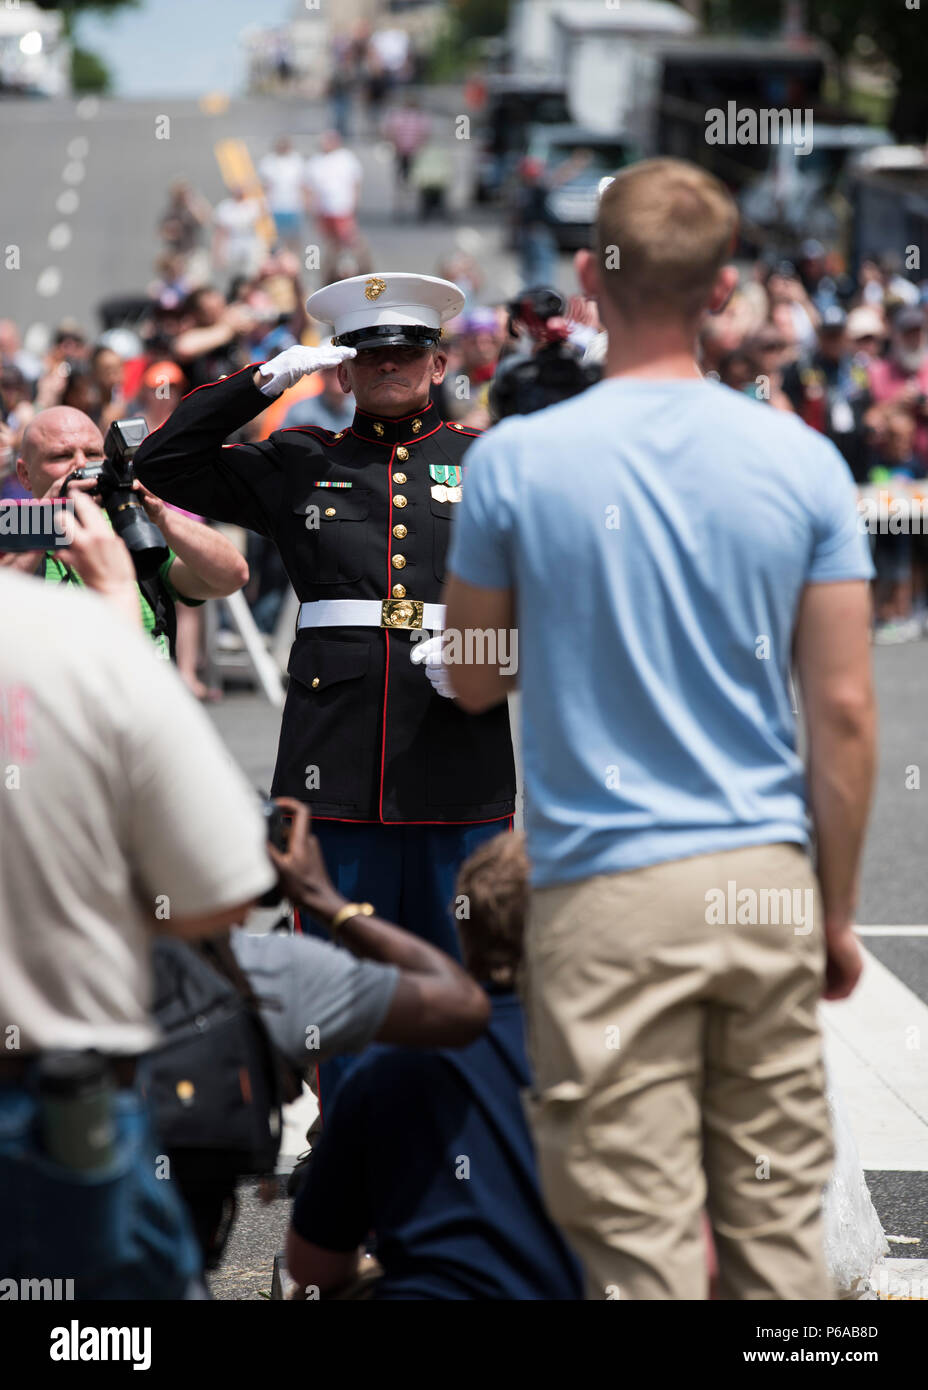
{"left": 324, "top": 898, "right": 488, "bottom": 1046}
{"left": 173, "top": 322, "right": 234, "bottom": 363}
{"left": 806, "top": 717, "right": 876, "bottom": 927}
{"left": 449, "top": 666, "right": 517, "bottom": 713}
{"left": 443, "top": 579, "right": 519, "bottom": 713}
{"left": 0, "top": 549, "right": 44, "bottom": 575}
{"left": 307, "top": 887, "right": 466, "bottom": 981}
{"left": 159, "top": 511, "right": 248, "bottom": 595}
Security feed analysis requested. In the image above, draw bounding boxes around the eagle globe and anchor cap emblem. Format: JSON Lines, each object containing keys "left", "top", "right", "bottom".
{"left": 306, "top": 273, "right": 466, "bottom": 350}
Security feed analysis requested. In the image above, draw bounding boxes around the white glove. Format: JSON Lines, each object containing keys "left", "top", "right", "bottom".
{"left": 410, "top": 633, "right": 455, "bottom": 700}
{"left": 256, "top": 344, "right": 357, "bottom": 398}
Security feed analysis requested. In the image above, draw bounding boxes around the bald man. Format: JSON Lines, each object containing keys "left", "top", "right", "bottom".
{"left": 4, "top": 406, "right": 249, "bottom": 665}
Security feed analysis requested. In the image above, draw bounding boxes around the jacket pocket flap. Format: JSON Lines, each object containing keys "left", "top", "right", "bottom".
{"left": 292, "top": 488, "right": 370, "bottom": 522}
{"left": 288, "top": 638, "right": 370, "bottom": 691}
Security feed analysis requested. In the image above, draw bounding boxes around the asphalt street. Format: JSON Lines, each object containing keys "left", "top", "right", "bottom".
{"left": 0, "top": 88, "right": 572, "bottom": 348}
{"left": 3, "top": 89, "right": 926, "bottom": 1300}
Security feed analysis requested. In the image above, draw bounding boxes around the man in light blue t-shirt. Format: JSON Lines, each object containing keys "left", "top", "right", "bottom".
{"left": 441, "top": 159, "right": 876, "bottom": 1302}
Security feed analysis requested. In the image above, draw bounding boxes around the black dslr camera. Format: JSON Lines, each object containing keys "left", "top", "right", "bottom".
{"left": 62, "top": 417, "right": 169, "bottom": 580}
{"left": 489, "top": 287, "right": 601, "bottom": 420}
{"left": 258, "top": 797, "right": 289, "bottom": 908}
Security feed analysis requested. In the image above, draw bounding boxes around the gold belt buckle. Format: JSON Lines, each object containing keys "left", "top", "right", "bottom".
{"left": 381, "top": 598, "right": 424, "bottom": 630}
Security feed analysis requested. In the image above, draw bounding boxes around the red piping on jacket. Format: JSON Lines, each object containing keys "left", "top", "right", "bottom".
{"left": 353, "top": 402, "right": 436, "bottom": 424}
{"left": 142, "top": 361, "right": 268, "bottom": 443}
{"left": 348, "top": 420, "right": 444, "bottom": 448}
{"left": 377, "top": 441, "right": 397, "bottom": 823}
{"left": 277, "top": 426, "right": 349, "bottom": 445}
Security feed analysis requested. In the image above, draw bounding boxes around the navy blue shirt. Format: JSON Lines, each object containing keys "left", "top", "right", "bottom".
{"left": 291, "top": 991, "right": 583, "bottom": 1300}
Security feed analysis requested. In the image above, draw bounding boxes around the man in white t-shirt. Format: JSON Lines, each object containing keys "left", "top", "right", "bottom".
{"left": 259, "top": 136, "right": 306, "bottom": 250}
{"left": 305, "top": 130, "right": 362, "bottom": 236}
{"left": 212, "top": 186, "right": 265, "bottom": 278}
{"left": 0, "top": 494, "right": 276, "bottom": 1297}
{"left": 304, "top": 132, "right": 367, "bottom": 283}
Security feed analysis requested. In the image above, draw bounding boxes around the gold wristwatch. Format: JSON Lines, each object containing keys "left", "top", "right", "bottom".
{"left": 329, "top": 901, "right": 375, "bottom": 937}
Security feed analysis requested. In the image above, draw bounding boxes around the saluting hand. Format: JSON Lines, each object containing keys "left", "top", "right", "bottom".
{"left": 254, "top": 344, "right": 357, "bottom": 398}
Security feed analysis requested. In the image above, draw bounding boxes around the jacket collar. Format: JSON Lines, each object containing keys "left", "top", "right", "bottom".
{"left": 351, "top": 399, "right": 436, "bottom": 447}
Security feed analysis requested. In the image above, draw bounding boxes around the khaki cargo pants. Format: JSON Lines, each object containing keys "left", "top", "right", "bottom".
{"left": 522, "top": 842, "right": 835, "bottom": 1300}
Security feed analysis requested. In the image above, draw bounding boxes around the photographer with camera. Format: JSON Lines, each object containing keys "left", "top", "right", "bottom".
{"left": 4, "top": 405, "right": 248, "bottom": 663}
{"left": 160, "top": 796, "right": 492, "bottom": 1272}
{"left": 489, "top": 288, "right": 601, "bottom": 420}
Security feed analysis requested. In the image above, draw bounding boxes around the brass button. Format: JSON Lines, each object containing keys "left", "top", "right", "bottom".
{"left": 393, "top": 523, "right": 407, "bottom": 539}
{"left": 393, "top": 494, "right": 407, "bottom": 508}
{"left": 392, "top": 554, "right": 407, "bottom": 570}
{"left": 392, "top": 471, "right": 407, "bottom": 484}
{"left": 396, "top": 447, "right": 409, "bottom": 462}
{"left": 311, "top": 677, "right": 320, "bottom": 689}
{"left": 392, "top": 583, "right": 406, "bottom": 598}
{"left": 324, "top": 507, "right": 336, "bottom": 517}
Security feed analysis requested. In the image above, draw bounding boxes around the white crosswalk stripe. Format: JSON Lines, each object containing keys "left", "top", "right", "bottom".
{"left": 823, "top": 944, "right": 928, "bottom": 1172}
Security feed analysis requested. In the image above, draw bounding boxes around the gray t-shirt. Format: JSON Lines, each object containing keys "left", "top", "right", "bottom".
{"left": 230, "top": 930, "right": 398, "bottom": 1069}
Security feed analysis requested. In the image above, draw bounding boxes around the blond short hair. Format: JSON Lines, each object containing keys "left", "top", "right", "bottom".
{"left": 596, "top": 158, "right": 738, "bottom": 323}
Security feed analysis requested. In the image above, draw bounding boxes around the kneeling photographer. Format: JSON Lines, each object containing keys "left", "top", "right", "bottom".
{"left": 5, "top": 404, "right": 248, "bottom": 659}
{"left": 149, "top": 799, "right": 491, "bottom": 1271}
{"left": 0, "top": 498, "right": 489, "bottom": 1294}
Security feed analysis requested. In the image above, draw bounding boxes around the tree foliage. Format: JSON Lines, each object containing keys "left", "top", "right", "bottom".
{"left": 705, "top": 0, "right": 928, "bottom": 137}
{"left": 71, "top": 44, "right": 110, "bottom": 94}
{"left": 450, "top": 0, "right": 512, "bottom": 42}
{"left": 31, "top": 0, "right": 138, "bottom": 12}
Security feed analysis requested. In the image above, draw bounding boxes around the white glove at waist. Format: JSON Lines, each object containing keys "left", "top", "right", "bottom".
{"left": 410, "top": 633, "right": 454, "bottom": 700}
{"left": 256, "top": 344, "right": 357, "bottom": 398}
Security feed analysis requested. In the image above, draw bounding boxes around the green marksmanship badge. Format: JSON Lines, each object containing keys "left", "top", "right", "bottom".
{"left": 428, "top": 464, "right": 462, "bottom": 487}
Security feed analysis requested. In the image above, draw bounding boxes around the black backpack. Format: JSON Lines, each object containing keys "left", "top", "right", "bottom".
{"left": 145, "top": 936, "right": 298, "bottom": 1176}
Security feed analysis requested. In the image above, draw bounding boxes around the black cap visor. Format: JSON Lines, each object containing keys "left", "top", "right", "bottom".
{"left": 334, "top": 324, "right": 441, "bottom": 351}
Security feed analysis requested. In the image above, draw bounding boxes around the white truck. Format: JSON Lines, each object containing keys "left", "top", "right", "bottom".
{"left": 502, "top": 1, "right": 836, "bottom": 191}
{"left": 0, "top": 3, "right": 70, "bottom": 99}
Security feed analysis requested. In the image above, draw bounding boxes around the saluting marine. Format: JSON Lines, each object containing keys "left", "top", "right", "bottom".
{"left": 134, "top": 273, "right": 516, "bottom": 977}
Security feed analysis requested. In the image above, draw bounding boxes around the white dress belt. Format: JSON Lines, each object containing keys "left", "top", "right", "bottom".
{"left": 297, "top": 599, "right": 446, "bottom": 631}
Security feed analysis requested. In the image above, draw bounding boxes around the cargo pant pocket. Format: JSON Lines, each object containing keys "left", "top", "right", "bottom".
{"left": 522, "top": 1080, "right": 606, "bottom": 1232}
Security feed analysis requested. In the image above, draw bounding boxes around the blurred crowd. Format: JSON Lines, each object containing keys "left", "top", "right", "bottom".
{"left": 4, "top": 118, "right": 928, "bottom": 689}
{"left": 699, "top": 242, "right": 928, "bottom": 644}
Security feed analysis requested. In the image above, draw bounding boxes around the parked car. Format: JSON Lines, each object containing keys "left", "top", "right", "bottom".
{"left": 471, "top": 76, "right": 571, "bottom": 204}
{"left": 523, "top": 124, "right": 637, "bottom": 250}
